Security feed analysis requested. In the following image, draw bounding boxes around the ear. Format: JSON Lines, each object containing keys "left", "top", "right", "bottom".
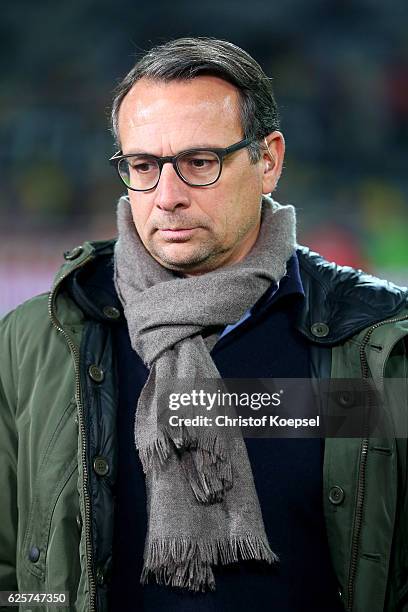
{"left": 261, "top": 131, "right": 285, "bottom": 195}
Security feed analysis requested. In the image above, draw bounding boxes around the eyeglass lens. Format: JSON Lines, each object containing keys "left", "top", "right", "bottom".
{"left": 117, "top": 150, "right": 221, "bottom": 190}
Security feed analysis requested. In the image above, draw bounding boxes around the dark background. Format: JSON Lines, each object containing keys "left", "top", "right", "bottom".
{"left": 1, "top": 0, "right": 407, "bottom": 313}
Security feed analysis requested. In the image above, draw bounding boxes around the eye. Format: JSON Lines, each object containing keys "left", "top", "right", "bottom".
{"left": 180, "top": 152, "right": 219, "bottom": 173}
{"left": 128, "top": 157, "right": 157, "bottom": 173}
{"left": 135, "top": 162, "right": 154, "bottom": 173}
{"left": 189, "top": 158, "right": 213, "bottom": 168}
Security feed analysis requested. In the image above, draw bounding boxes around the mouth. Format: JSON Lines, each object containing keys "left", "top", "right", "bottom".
{"left": 157, "top": 227, "right": 200, "bottom": 241}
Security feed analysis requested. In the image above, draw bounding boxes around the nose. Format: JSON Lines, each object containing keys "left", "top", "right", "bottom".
{"left": 153, "top": 162, "right": 191, "bottom": 212}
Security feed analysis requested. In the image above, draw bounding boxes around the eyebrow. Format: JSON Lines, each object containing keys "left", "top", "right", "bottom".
{"left": 121, "top": 144, "right": 223, "bottom": 156}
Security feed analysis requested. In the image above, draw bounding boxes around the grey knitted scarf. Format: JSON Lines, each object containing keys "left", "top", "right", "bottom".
{"left": 114, "top": 194, "right": 296, "bottom": 591}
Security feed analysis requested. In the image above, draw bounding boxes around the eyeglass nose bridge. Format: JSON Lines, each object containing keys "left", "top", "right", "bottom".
{"left": 155, "top": 154, "right": 191, "bottom": 188}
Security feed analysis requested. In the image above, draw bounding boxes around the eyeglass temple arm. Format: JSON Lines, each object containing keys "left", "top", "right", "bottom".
{"left": 223, "top": 137, "right": 253, "bottom": 155}
{"left": 109, "top": 151, "right": 124, "bottom": 164}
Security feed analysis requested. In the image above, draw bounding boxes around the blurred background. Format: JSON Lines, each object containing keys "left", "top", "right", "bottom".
{"left": 1, "top": 0, "right": 407, "bottom": 315}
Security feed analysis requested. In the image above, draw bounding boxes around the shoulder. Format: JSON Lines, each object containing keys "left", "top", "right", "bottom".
{"left": 0, "top": 293, "right": 52, "bottom": 408}
{"left": 0, "top": 292, "right": 50, "bottom": 340}
{"left": 297, "top": 246, "right": 407, "bottom": 302}
{"left": 1, "top": 239, "right": 116, "bottom": 341}
{"left": 296, "top": 246, "right": 408, "bottom": 345}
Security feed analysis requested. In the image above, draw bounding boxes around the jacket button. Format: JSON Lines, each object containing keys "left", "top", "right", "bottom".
{"left": 337, "top": 391, "right": 355, "bottom": 407}
{"left": 329, "top": 485, "right": 345, "bottom": 505}
{"left": 93, "top": 456, "right": 109, "bottom": 477}
{"left": 311, "top": 322, "right": 329, "bottom": 337}
{"left": 28, "top": 546, "right": 40, "bottom": 563}
{"left": 103, "top": 305, "right": 120, "bottom": 320}
{"left": 88, "top": 364, "right": 104, "bottom": 383}
{"left": 63, "top": 245, "right": 84, "bottom": 261}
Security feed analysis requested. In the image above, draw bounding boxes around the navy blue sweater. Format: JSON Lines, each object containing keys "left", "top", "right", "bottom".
{"left": 109, "top": 256, "right": 343, "bottom": 611}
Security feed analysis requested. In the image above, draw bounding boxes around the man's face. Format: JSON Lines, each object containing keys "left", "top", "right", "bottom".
{"left": 117, "top": 75, "right": 284, "bottom": 275}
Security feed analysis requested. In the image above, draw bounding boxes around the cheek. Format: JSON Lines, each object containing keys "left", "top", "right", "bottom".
{"left": 219, "top": 169, "right": 261, "bottom": 226}
{"left": 204, "top": 203, "right": 229, "bottom": 239}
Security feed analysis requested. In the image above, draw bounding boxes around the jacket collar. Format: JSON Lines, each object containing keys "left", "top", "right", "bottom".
{"left": 57, "top": 240, "right": 408, "bottom": 345}
{"left": 296, "top": 246, "right": 408, "bottom": 345}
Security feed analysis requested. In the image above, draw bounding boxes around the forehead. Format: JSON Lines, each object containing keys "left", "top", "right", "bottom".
{"left": 117, "top": 76, "right": 243, "bottom": 151}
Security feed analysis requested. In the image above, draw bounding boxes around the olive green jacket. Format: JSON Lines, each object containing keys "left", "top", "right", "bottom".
{"left": 0, "top": 240, "right": 407, "bottom": 611}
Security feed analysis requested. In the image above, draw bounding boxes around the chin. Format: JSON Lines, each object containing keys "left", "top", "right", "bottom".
{"left": 155, "top": 245, "right": 209, "bottom": 267}
{"left": 157, "top": 256, "right": 203, "bottom": 271}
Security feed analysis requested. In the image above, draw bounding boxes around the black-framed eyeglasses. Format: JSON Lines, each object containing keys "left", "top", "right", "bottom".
{"left": 109, "top": 137, "right": 254, "bottom": 191}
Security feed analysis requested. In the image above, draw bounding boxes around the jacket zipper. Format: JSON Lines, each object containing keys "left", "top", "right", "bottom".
{"left": 346, "top": 312, "right": 408, "bottom": 611}
{"left": 47, "top": 258, "right": 97, "bottom": 612}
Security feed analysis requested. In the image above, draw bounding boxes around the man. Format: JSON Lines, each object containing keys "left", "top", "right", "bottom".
{"left": 0, "top": 37, "right": 407, "bottom": 612}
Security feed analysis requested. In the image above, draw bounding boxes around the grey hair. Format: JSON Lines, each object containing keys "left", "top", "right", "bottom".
{"left": 110, "top": 37, "right": 280, "bottom": 163}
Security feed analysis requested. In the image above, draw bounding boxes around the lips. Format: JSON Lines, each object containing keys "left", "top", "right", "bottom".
{"left": 157, "top": 227, "right": 199, "bottom": 241}
{"left": 158, "top": 227, "right": 194, "bottom": 231}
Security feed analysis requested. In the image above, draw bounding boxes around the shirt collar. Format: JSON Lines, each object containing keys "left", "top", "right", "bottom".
{"left": 218, "top": 253, "right": 304, "bottom": 341}
{"left": 251, "top": 252, "right": 305, "bottom": 317}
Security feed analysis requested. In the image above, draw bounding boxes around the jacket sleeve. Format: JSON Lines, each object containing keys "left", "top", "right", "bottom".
{"left": 0, "top": 309, "right": 19, "bottom": 593}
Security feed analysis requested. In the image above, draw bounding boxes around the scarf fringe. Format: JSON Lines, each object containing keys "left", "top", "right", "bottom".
{"left": 138, "top": 427, "right": 233, "bottom": 503}
{"left": 141, "top": 535, "right": 279, "bottom": 592}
